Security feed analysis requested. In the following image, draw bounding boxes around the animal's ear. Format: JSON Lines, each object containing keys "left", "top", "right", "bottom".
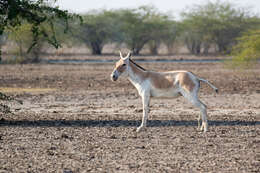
{"left": 126, "top": 51, "right": 132, "bottom": 59}
{"left": 119, "top": 51, "right": 123, "bottom": 59}
{"left": 123, "top": 52, "right": 131, "bottom": 62}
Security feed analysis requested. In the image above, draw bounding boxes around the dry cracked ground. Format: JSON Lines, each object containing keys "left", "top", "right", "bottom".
{"left": 0, "top": 59, "right": 259, "bottom": 172}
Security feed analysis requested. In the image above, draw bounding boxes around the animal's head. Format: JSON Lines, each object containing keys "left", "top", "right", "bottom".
{"left": 111, "top": 51, "right": 131, "bottom": 81}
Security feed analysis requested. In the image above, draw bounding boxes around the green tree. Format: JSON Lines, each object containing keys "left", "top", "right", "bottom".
{"left": 161, "top": 21, "right": 180, "bottom": 54}
{"left": 0, "top": 0, "right": 79, "bottom": 113}
{"left": 181, "top": 1, "right": 257, "bottom": 54}
{"left": 118, "top": 6, "right": 165, "bottom": 55}
{"left": 0, "top": 34, "right": 7, "bottom": 56}
{"left": 231, "top": 29, "right": 260, "bottom": 67}
{"left": 145, "top": 10, "right": 177, "bottom": 55}
{"left": 0, "top": 0, "right": 80, "bottom": 61}
{"left": 6, "top": 23, "right": 36, "bottom": 62}
{"left": 6, "top": 18, "right": 73, "bottom": 63}
{"left": 116, "top": 8, "right": 149, "bottom": 55}
{"left": 74, "top": 7, "right": 179, "bottom": 55}
{"left": 74, "top": 10, "right": 120, "bottom": 55}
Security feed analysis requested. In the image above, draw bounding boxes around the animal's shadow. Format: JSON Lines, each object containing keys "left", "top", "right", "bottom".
{"left": 0, "top": 119, "right": 259, "bottom": 127}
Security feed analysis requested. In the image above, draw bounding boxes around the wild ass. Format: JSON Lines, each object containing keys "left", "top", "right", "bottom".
{"left": 111, "top": 52, "right": 218, "bottom": 132}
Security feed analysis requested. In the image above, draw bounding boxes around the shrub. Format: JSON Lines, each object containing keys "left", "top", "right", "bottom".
{"left": 230, "top": 29, "right": 260, "bottom": 68}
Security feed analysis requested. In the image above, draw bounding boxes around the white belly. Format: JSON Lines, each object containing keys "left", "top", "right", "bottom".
{"left": 150, "top": 87, "right": 180, "bottom": 98}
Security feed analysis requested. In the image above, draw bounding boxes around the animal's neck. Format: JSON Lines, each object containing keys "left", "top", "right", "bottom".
{"left": 129, "top": 59, "right": 146, "bottom": 71}
{"left": 127, "top": 60, "right": 147, "bottom": 86}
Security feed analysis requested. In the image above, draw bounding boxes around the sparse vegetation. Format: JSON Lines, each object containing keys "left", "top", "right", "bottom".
{"left": 0, "top": 61, "right": 259, "bottom": 172}
{"left": 0, "top": 92, "right": 22, "bottom": 114}
{"left": 0, "top": 0, "right": 81, "bottom": 62}
{"left": 73, "top": 10, "right": 120, "bottom": 55}
{"left": 1, "top": 1, "right": 260, "bottom": 67}
{"left": 230, "top": 29, "right": 260, "bottom": 68}
{"left": 0, "top": 2, "right": 260, "bottom": 172}
{"left": 180, "top": 1, "right": 258, "bottom": 54}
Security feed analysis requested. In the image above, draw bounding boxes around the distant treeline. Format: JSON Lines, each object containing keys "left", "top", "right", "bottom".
{"left": 1, "top": 1, "right": 260, "bottom": 63}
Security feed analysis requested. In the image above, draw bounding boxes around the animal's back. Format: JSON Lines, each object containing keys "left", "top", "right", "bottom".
{"left": 148, "top": 71, "right": 180, "bottom": 98}
{"left": 148, "top": 70, "right": 198, "bottom": 97}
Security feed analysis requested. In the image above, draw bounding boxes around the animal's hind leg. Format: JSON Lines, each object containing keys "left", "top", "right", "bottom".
{"left": 198, "top": 101, "right": 208, "bottom": 132}
{"left": 197, "top": 113, "right": 201, "bottom": 130}
{"left": 180, "top": 90, "right": 208, "bottom": 132}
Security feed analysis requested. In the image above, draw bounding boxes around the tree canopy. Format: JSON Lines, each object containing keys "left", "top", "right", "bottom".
{"left": 181, "top": 1, "right": 258, "bottom": 54}
{"left": 0, "top": 0, "right": 81, "bottom": 61}
{"left": 230, "top": 29, "right": 260, "bottom": 67}
{"left": 1, "top": 1, "right": 260, "bottom": 61}
{"left": 73, "top": 10, "right": 120, "bottom": 55}
{"left": 73, "top": 6, "right": 177, "bottom": 55}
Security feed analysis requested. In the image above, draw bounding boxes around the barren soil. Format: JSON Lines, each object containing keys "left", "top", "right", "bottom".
{"left": 0, "top": 59, "right": 259, "bottom": 172}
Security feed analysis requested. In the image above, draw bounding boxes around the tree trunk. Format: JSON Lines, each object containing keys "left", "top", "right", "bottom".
{"left": 131, "top": 45, "right": 142, "bottom": 55}
{"left": 203, "top": 43, "right": 210, "bottom": 55}
{"left": 0, "top": 31, "right": 3, "bottom": 62}
{"left": 91, "top": 42, "right": 102, "bottom": 55}
{"left": 0, "top": 48, "right": 2, "bottom": 63}
{"left": 166, "top": 42, "right": 174, "bottom": 54}
{"left": 195, "top": 44, "right": 201, "bottom": 54}
{"left": 217, "top": 42, "right": 228, "bottom": 53}
{"left": 132, "top": 48, "right": 140, "bottom": 55}
{"left": 148, "top": 40, "right": 159, "bottom": 55}
{"left": 31, "top": 47, "right": 40, "bottom": 63}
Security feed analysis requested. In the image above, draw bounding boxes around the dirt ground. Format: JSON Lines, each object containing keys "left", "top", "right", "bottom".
{"left": 0, "top": 58, "right": 259, "bottom": 172}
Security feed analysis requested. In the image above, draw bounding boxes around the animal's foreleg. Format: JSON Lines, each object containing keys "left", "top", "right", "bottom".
{"left": 137, "top": 95, "right": 150, "bottom": 132}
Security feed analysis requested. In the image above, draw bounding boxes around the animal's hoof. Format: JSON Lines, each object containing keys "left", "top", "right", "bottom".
{"left": 136, "top": 126, "right": 145, "bottom": 132}
{"left": 200, "top": 122, "right": 208, "bottom": 132}
{"left": 200, "top": 126, "right": 208, "bottom": 132}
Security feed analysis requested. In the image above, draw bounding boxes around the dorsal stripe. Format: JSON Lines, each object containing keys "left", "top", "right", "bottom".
{"left": 129, "top": 59, "right": 146, "bottom": 71}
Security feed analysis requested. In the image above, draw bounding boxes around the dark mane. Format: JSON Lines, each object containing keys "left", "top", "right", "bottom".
{"left": 129, "top": 59, "right": 146, "bottom": 71}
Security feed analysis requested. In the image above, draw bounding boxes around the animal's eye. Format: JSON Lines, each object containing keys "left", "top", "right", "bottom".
{"left": 122, "top": 64, "right": 126, "bottom": 66}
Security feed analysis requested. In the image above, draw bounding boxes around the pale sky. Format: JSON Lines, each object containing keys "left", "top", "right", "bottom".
{"left": 56, "top": 0, "right": 260, "bottom": 18}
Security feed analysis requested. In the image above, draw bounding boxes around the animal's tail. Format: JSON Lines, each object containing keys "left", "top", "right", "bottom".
{"left": 198, "top": 78, "right": 218, "bottom": 93}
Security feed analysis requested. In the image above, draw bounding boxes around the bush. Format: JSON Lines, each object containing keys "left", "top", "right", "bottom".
{"left": 0, "top": 0, "right": 80, "bottom": 61}
{"left": 230, "top": 29, "right": 260, "bottom": 68}
{"left": 0, "top": 92, "right": 22, "bottom": 114}
{"left": 181, "top": 1, "right": 257, "bottom": 54}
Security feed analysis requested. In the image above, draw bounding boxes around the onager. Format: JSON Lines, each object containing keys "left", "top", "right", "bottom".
{"left": 111, "top": 52, "right": 218, "bottom": 132}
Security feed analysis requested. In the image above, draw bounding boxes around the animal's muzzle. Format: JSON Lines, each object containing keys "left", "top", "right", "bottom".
{"left": 111, "top": 74, "right": 118, "bottom": 81}
{"left": 111, "top": 71, "right": 118, "bottom": 81}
